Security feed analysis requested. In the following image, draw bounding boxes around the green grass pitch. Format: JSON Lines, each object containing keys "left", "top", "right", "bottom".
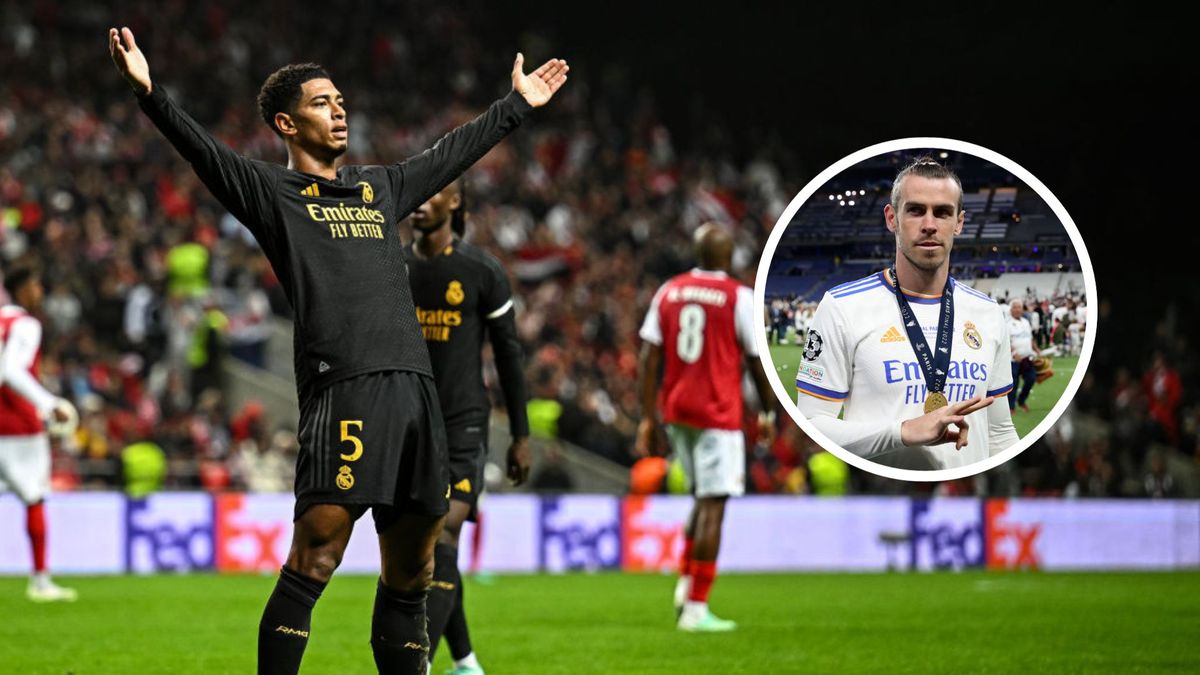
{"left": 768, "top": 338, "right": 1079, "bottom": 438}
{"left": 2, "top": 571, "right": 1197, "bottom": 673}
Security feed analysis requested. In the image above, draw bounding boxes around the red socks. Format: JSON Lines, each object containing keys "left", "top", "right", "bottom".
{"left": 27, "top": 502, "right": 47, "bottom": 573}
{"left": 682, "top": 536, "right": 718, "bottom": 603}
{"left": 680, "top": 536, "right": 695, "bottom": 576}
{"left": 688, "top": 560, "right": 717, "bottom": 603}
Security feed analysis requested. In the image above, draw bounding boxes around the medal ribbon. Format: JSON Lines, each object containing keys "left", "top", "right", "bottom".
{"left": 888, "top": 267, "right": 954, "bottom": 398}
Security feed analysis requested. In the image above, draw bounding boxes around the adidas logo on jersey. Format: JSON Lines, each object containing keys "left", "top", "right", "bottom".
{"left": 318, "top": 361, "right": 331, "bottom": 373}
{"left": 300, "top": 183, "right": 321, "bottom": 197}
{"left": 881, "top": 326, "right": 906, "bottom": 343}
{"left": 454, "top": 478, "right": 472, "bottom": 494}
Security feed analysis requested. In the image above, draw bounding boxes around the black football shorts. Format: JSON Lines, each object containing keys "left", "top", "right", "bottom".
{"left": 294, "top": 370, "right": 449, "bottom": 528}
{"left": 446, "top": 442, "right": 487, "bottom": 521}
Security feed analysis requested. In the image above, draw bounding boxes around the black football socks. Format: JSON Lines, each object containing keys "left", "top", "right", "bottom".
{"left": 444, "top": 566, "right": 474, "bottom": 661}
{"left": 425, "top": 543, "right": 460, "bottom": 658}
{"left": 257, "top": 566, "right": 327, "bottom": 675}
{"left": 371, "top": 579, "right": 430, "bottom": 672}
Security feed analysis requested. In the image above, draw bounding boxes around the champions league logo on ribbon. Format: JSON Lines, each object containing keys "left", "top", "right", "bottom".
{"left": 803, "top": 330, "right": 824, "bottom": 362}
{"left": 888, "top": 267, "right": 954, "bottom": 413}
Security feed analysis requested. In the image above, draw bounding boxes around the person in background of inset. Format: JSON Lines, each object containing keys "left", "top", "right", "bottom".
{"left": 769, "top": 298, "right": 790, "bottom": 344}
{"left": 1008, "top": 299, "right": 1040, "bottom": 414}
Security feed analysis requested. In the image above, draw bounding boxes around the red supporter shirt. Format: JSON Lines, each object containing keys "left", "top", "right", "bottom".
{"left": 639, "top": 269, "right": 758, "bottom": 431}
{"left": 0, "top": 306, "right": 46, "bottom": 436}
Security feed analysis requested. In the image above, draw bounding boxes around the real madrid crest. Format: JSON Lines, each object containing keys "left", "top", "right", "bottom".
{"left": 336, "top": 465, "right": 355, "bottom": 490}
{"left": 963, "top": 321, "right": 982, "bottom": 350}
{"left": 357, "top": 181, "right": 374, "bottom": 203}
{"left": 446, "top": 280, "right": 464, "bottom": 306}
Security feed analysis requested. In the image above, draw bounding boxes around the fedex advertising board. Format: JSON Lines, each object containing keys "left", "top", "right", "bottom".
{"left": 0, "top": 493, "right": 123, "bottom": 573}
{"left": 2, "top": 494, "right": 1198, "bottom": 575}
{"left": 125, "top": 493, "right": 214, "bottom": 573}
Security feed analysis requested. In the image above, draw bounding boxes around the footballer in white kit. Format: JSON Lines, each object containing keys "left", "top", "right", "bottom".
{"left": 796, "top": 269, "right": 1016, "bottom": 469}
{"left": 794, "top": 156, "right": 1018, "bottom": 472}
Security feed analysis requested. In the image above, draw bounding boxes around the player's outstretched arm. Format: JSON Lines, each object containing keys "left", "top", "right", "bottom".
{"left": 391, "top": 55, "right": 569, "bottom": 217}
{"left": 109, "top": 27, "right": 276, "bottom": 236}
{"left": 109, "top": 27, "right": 151, "bottom": 95}
{"left": 900, "top": 395, "right": 994, "bottom": 450}
{"left": 511, "top": 53, "right": 569, "bottom": 108}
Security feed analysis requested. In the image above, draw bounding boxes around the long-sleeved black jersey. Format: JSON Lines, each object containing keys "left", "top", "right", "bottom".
{"left": 136, "top": 86, "right": 531, "bottom": 403}
{"left": 404, "top": 238, "right": 530, "bottom": 447}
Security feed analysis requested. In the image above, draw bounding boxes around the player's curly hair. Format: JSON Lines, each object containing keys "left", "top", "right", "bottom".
{"left": 257, "top": 63, "right": 331, "bottom": 138}
{"left": 2, "top": 260, "right": 40, "bottom": 298}
{"left": 891, "top": 155, "right": 964, "bottom": 213}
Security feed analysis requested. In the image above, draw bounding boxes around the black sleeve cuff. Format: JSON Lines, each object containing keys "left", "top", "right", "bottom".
{"left": 503, "top": 90, "right": 534, "bottom": 117}
{"left": 136, "top": 84, "right": 168, "bottom": 112}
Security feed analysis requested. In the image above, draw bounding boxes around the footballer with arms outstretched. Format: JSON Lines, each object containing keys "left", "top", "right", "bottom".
{"left": 795, "top": 157, "right": 1017, "bottom": 471}
{"left": 637, "top": 223, "right": 778, "bottom": 632}
{"left": 110, "top": 26, "right": 565, "bottom": 674}
{"left": 403, "top": 180, "right": 531, "bottom": 675}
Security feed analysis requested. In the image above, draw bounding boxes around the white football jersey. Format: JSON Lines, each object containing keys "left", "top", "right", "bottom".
{"left": 796, "top": 270, "right": 1015, "bottom": 470}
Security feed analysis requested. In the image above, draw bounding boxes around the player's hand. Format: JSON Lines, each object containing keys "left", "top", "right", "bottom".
{"left": 511, "top": 53, "right": 568, "bottom": 108}
{"left": 757, "top": 411, "right": 778, "bottom": 447}
{"left": 109, "top": 27, "right": 151, "bottom": 95}
{"left": 506, "top": 436, "right": 531, "bottom": 486}
{"left": 633, "top": 417, "right": 662, "bottom": 458}
{"left": 900, "top": 395, "right": 994, "bottom": 450}
{"left": 47, "top": 398, "right": 79, "bottom": 437}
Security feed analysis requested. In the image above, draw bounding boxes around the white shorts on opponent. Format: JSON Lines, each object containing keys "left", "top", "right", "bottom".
{"left": 0, "top": 435, "right": 51, "bottom": 504}
{"left": 665, "top": 424, "right": 745, "bottom": 498}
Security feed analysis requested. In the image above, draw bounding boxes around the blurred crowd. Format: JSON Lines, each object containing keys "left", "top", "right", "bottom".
{"left": 2, "top": 2, "right": 1195, "bottom": 498}
{"left": 0, "top": 0, "right": 792, "bottom": 494}
{"left": 768, "top": 288, "right": 1087, "bottom": 354}
{"left": 1028, "top": 303, "right": 1198, "bottom": 499}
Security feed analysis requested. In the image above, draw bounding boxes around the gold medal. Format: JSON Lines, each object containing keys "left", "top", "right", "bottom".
{"left": 923, "top": 391, "right": 949, "bottom": 413}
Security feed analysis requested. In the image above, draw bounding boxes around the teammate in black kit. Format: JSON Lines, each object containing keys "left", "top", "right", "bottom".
{"left": 109, "top": 26, "right": 566, "bottom": 674}
{"left": 405, "top": 181, "right": 531, "bottom": 675}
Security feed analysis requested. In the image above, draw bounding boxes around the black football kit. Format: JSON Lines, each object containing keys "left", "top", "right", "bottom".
{"left": 137, "top": 85, "right": 532, "bottom": 520}
{"left": 405, "top": 238, "right": 530, "bottom": 515}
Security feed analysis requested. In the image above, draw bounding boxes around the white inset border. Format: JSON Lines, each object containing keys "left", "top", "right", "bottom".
{"left": 753, "top": 137, "right": 1098, "bottom": 482}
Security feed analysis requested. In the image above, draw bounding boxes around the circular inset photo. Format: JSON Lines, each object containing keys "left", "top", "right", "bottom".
{"left": 754, "top": 139, "right": 1097, "bottom": 482}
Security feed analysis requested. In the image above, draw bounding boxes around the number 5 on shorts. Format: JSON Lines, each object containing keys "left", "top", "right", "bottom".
{"left": 340, "top": 420, "right": 364, "bottom": 461}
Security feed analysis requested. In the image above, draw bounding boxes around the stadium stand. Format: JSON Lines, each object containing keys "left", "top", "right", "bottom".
{"left": 0, "top": 3, "right": 1195, "bottom": 499}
